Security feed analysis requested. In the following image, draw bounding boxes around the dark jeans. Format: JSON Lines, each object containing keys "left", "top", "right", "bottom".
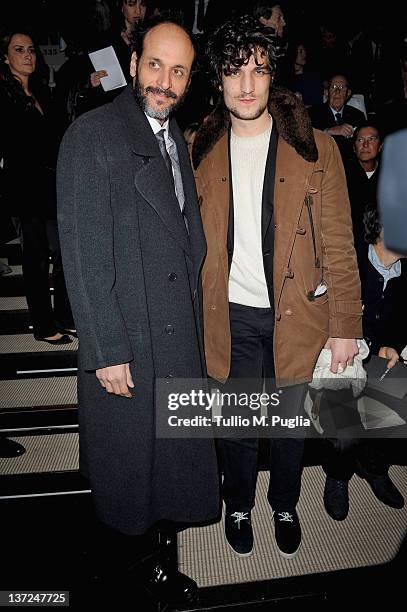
{"left": 218, "top": 302, "right": 305, "bottom": 513}
{"left": 20, "top": 217, "right": 74, "bottom": 338}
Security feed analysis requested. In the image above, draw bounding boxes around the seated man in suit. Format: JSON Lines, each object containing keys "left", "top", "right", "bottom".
{"left": 345, "top": 124, "right": 382, "bottom": 245}
{"left": 321, "top": 203, "right": 406, "bottom": 521}
{"left": 308, "top": 74, "right": 366, "bottom": 161}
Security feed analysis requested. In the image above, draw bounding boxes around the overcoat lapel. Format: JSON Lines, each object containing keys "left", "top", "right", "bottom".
{"left": 114, "top": 86, "right": 191, "bottom": 255}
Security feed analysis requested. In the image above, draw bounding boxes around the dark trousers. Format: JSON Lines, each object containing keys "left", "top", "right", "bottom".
{"left": 318, "top": 388, "right": 397, "bottom": 480}
{"left": 322, "top": 438, "right": 395, "bottom": 481}
{"left": 20, "top": 217, "right": 74, "bottom": 338}
{"left": 218, "top": 303, "right": 305, "bottom": 513}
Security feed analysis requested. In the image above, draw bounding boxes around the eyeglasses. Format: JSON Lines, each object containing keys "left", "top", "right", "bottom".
{"left": 355, "top": 136, "right": 379, "bottom": 144}
{"left": 329, "top": 84, "right": 347, "bottom": 91}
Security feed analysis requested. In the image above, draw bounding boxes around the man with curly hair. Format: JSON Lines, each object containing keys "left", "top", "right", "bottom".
{"left": 192, "top": 14, "right": 362, "bottom": 559}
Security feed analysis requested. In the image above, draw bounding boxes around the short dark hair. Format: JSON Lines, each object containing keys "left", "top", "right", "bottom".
{"left": 206, "top": 14, "right": 284, "bottom": 89}
{"left": 363, "top": 203, "right": 382, "bottom": 244}
{"left": 120, "top": 0, "right": 148, "bottom": 5}
{"left": 353, "top": 123, "right": 382, "bottom": 143}
{"left": 253, "top": 1, "right": 283, "bottom": 20}
{"left": 130, "top": 12, "right": 193, "bottom": 58}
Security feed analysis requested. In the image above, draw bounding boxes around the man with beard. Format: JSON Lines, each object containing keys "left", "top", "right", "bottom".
{"left": 192, "top": 15, "right": 362, "bottom": 559}
{"left": 57, "top": 16, "right": 219, "bottom": 605}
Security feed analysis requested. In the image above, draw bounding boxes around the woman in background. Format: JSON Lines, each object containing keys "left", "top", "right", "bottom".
{"left": 0, "top": 29, "right": 74, "bottom": 344}
{"left": 55, "top": 1, "right": 150, "bottom": 124}
{"left": 279, "top": 39, "right": 323, "bottom": 107}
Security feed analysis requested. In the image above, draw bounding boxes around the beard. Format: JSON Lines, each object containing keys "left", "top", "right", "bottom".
{"left": 226, "top": 99, "right": 269, "bottom": 122}
{"left": 133, "top": 74, "right": 187, "bottom": 121}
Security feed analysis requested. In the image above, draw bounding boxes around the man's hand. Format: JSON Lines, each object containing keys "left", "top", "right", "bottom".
{"left": 378, "top": 346, "right": 399, "bottom": 370}
{"left": 90, "top": 70, "right": 108, "bottom": 87}
{"left": 96, "top": 363, "right": 134, "bottom": 397}
{"left": 324, "top": 337, "right": 359, "bottom": 373}
{"left": 326, "top": 123, "right": 354, "bottom": 138}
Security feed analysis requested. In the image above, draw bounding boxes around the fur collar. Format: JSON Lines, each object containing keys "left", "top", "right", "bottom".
{"left": 192, "top": 86, "right": 318, "bottom": 169}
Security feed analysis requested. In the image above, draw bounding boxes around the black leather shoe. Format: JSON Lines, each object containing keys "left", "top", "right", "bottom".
{"left": 273, "top": 509, "right": 301, "bottom": 559}
{"left": 59, "top": 328, "right": 78, "bottom": 338}
{"left": 35, "top": 334, "right": 72, "bottom": 345}
{"left": 0, "top": 264, "right": 12, "bottom": 276}
{"left": 142, "top": 560, "right": 198, "bottom": 605}
{"left": 0, "top": 437, "right": 26, "bottom": 458}
{"left": 225, "top": 510, "right": 253, "bottom": 557}
{"left": 356, "top": 462, "right": 404, "bottom": 509}
{"left": 324, "top": 477, "right": 349, "bottom": 521}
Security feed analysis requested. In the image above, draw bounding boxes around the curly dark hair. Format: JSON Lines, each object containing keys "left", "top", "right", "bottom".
{"left": 363, "top": 203, "right": 382, "bottom": 244}
{"left": 0, "top": 29, "right": 41, "bottom": 111}
{"left": 206, "top": 13, "right": 285, "bottom": 90}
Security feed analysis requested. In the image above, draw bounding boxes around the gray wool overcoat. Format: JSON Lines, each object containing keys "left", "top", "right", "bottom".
{"left": 57, "top": 85, "right": 220, "bottom": 535}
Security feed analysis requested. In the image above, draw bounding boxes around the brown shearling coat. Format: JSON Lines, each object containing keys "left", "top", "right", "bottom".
{"left": 192, "top": 88, "right": 363, "bottom": 387}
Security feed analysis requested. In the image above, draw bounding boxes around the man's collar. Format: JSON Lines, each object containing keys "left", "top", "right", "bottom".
{"left": 145, "top": 113, "right": 169, "bottom": 135}
{"left": 369, "top": 243, "right": 401, "bottom": 276}
{"left": 330, "top": 106, "right": 343, "bottom": 115}
{"left": 364, "top": 161, "right": 379, "bottom": 176}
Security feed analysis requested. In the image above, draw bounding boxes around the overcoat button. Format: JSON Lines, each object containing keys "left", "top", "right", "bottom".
{"left": 168, "top": 272, "right": 177, "bottom": 281}
{"left": 296, "top": 227, "right": 306, "bottom": 235}
{"left": 165, "top": 374, "right": 173, "bottom": 382}
{"left": 221, "top": 177, "right": 227, "bottom": 182}
{"left": 165, "top": 324, "right": 174, "bottom": 334}
{"left": 279, "top": 177, "right": 285, "bottom": 182}
{"left": 211, "top": 305, "right": 216, "bottom": 310}
{"left": 286, "top": 270, "right": 294, "bottom": 278}
{"left": 284, "top": 309, "right": 293, "bottom": 316}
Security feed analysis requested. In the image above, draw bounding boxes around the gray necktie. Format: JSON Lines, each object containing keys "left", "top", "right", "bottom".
{"left": 156, "top": 128, "right": 173, "bottom": 178}
{"left": 155, "top": 129, "right": 187, "bottom": 230}
{"left": 166, "top": 132, "right": 185, "bottom": 214}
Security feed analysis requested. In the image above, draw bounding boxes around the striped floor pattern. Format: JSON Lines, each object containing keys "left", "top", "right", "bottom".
{"left": 179, "top": 465, "right": 407, "bottom": 587}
